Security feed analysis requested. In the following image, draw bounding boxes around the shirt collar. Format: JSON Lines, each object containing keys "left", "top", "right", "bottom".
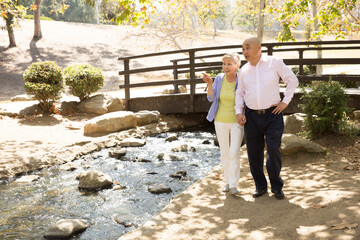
{"left": 249, "top": 54, "right": 266, "bottom": 67}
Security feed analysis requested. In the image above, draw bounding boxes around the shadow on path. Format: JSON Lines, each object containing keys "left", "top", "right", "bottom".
{"left": 119, "top": 148, "right": 360, "bottom": 240}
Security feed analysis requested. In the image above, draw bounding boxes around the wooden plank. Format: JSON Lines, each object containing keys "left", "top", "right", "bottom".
{"left": 284, "top": 58, "right": 360, "bottom": 65}
{"left": 118, "top": 40, "right": 360, "bottom": 61}
{"left": 297, "top": 75, "right": 360, "bottom": 82}
{"left": 118, "top": 61, "right": 224, "bottom": 75}
{"left": 118, "top": 45, "right": 242, "bottom": 61}
{"left": 272, "top": 46, "right": 360, "bottom": 53}
{"left": 119, "top": 78, "right": 204, "bottom": 89}
{"left": 120, "top": 57, "right": 360, "bottom": 76}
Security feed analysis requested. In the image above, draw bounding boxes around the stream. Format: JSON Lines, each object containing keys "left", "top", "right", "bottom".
{"left": 0, "top": 130, "right": 220, "bottom": 240}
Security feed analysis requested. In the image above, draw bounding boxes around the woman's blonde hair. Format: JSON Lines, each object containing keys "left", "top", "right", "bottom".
{"left": 222, "top": 52, "right": 241, "bottom": 65}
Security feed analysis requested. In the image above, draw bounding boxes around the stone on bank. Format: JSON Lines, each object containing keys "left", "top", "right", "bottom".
{"left": 281, "top": 134, "right": 326, "bottom": 155}
{"left": 44, "top": 219, "right": 89, "bottom": 239}
{"left": 76, "top": 170, "right": 113, "bottom": 190}
{"left": 84, "top": 111, "right": 136, "bottom": 135}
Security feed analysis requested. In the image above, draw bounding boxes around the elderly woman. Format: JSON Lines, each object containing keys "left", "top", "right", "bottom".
{"left": 202, "top": 52, "right": 244, "bottom": 195}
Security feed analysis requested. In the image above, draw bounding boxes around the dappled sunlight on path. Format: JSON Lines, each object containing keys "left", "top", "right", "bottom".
{"left": 120, "top": 145, "right": 360, "bottom": 240}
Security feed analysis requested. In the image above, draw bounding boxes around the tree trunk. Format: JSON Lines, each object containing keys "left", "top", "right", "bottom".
{"left": 229, "top": 16, "right": 234, "bottom": 30}
{"left": 5, "top": 13, "right": 17, "bottom": 48}
{"left": 212, "top": 19, "right": 217, "bottom": 37}
{"left": 312, "top": 0, "right": 322, "bottom": 74}
{"left": 95, "top": 0, "right": 100, "bottom": 24}
{"left": 257, "top": 0, "right": 266, "bottom": 43}
{"left": 33, "top": 0, "right": 42, "bottom": 40}
{"left": 187, "top": 5, "right": 199, "bottom": 36}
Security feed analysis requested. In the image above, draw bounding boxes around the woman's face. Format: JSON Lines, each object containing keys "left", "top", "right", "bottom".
{"left": 222, "top": 57, "right": 239, "bottom": 75}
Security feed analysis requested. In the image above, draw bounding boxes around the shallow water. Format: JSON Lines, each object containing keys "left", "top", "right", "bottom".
{"left": 0, "top": 131, "right": 220, "bottom": 240}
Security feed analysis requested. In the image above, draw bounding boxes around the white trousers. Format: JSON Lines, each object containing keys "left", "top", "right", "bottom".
{"left": 214, "top": 121, "right": 244, "bottom": 188}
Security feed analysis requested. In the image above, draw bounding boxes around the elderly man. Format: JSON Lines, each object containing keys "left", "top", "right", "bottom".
{"left": 235, "top": 37, "right": 298, "bottom": 199}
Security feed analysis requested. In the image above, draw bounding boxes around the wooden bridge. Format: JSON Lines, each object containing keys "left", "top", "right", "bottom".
{"left": 118, "top": 40, "right": 360, "bottom": 114}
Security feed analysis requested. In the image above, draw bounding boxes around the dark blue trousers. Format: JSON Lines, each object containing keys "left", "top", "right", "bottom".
{"left": 244, "top": 107, "right": 284, "bottom": 191}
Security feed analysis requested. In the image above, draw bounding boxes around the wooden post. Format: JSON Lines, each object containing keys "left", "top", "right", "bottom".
{"left": 173, "top": 61, "right": 179, "bottom": 93}
{"left": 267, "top": 45, "right": 273, "bottom": 56}
{"left": 124, "top": 59, "right": 130, "bottom": 110}
{"left": 299, "top": 50, "right": 304, "bottom": 75}
{"left": 189, "top": 51, "right": 196, "bottom": 112}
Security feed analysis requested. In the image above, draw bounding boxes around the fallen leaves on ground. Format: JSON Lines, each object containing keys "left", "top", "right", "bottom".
{"left": 213, "top": 174, "right": 221, "bottom": 180}
{"left": 246, "top": 176, "right": 253, "bottom": 181}
{"left": 312, "top": 203, "right": 328, "bottom": 209}
{"left": 65, "top": 123, "right": 81, "bottom": 130}
{"left": 343, "top": 164, "right": 360, "bottom": 171}
{"left": 331, "top": 219, "right": 358, "bottom": 230}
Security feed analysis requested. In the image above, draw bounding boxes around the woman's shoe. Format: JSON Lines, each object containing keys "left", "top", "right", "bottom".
{"left": 222, "top": 184, "right": 230, "bottom": 192}
{"left": 230, "top": 187, "right": 240, "bottom": 195}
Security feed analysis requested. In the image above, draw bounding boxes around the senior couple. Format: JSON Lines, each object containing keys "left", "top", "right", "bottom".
{"left": 203, "top": 37, "right": 299, "bottom": 199}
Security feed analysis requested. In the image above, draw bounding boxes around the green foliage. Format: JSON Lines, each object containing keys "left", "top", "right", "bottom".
{"left": 23, "top": 61, "right": 64, "bottom": 112}
{"left": 20, "top": 0, "right": 95, "bottom": 23}
{"left": 267, "top": 0, "right": 360, "bottom": 42}
{"left": 299, "top": 80, "right": 353, "bottom": 138}
{"left": 63, "top": 64, "right": 104, "bottom": 101}
{"left": 338, "top": 81, "right": 359, "bottom": 89}
{"left": 205, "top": 69, "right": 223, "bottom": 77}
{"left": 24, "top": 14, "right": 53, "bottom": 21}
{"left": 1, "top": 0, "right": 27, "bottom": 31}
{"left": 113, "top": 0, "right": 153, "bottom": 26}
{"left": 291, "top": 65, "right": 316, "bottom": 75}
{"left": 44, "top": 0, "right": 95, "bottom": 23}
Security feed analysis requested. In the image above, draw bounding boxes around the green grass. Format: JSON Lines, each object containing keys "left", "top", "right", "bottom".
{"left": 24, "top": 15, "right": 54, "bottom": 21}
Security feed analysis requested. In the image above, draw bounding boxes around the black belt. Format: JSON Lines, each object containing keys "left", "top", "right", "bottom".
{"left": 248, "top": 106, "right": 276, "bottom": 114}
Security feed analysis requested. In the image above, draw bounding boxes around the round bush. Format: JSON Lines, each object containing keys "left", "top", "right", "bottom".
{"left": 63, "top": 64, "right": 104, "bottom": 101}
{"left": 23, "top": 61, "right": 64, "bottom": 112}
{"left": 299, "top": 80, "right": 351, "bottom": 138}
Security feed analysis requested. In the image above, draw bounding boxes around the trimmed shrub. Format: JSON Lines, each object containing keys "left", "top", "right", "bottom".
{"left": 23, "top": 61, "right": 64, "bottom": 112}
{"left": 299, "top": 80, "right": 353, "bottom": 138}
{"left": 63, "top": 64, "right": 104, "bottom": 101}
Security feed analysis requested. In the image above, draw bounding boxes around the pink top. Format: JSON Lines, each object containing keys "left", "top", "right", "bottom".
{"left": 235, "top": 54, "right": 299, "bottom": 115}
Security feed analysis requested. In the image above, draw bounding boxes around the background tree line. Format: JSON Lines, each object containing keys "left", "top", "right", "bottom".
{"left": 1, "top": 0, "right": 360, "bottom": 49}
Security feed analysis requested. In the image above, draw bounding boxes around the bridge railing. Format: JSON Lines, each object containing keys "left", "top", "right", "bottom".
{"left": 119, "top": 40, "right": 360, "bottom": 110}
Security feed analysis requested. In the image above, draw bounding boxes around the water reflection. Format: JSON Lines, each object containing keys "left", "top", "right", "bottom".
{"left": 0, "top": 131, "right": 220, "bottom": 240}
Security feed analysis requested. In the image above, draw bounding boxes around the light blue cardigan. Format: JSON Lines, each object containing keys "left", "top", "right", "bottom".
{"left": 206, "top": 72, "right": 239, "bottom": 122}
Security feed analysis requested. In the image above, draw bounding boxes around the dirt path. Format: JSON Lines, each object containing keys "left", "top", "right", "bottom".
{"left": 120, "top": 139, "right": 360, "bottom": 240}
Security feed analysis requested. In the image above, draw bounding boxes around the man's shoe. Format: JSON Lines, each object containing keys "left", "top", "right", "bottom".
{"left": 271, "top": 189, "right": 285, "bottom": 199}
{"left": 252, "top": 189, "right": 267, "bottom": 198}
{"left": 230, "top": 187, "right": 240, "bottom": 195}
{"left": 222, "top": 184, "right": 230, "bottom": 192}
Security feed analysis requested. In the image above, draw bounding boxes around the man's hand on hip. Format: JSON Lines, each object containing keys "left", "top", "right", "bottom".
{"left": 236, "top": 114, "right": 246, "bottom": 126}
{"left": 272, "top": 102, "right": 288, "bottom": 114}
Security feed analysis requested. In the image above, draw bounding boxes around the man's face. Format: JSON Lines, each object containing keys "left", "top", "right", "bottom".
{"left": 242, "top": 40, "right": 260, "bottom": 63}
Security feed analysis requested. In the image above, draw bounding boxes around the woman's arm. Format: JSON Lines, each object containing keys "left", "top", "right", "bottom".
{"left": 202, "top": 73, "right": 216, "bottom": 102}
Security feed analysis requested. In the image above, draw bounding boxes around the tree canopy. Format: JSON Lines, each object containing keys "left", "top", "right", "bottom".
{"left": 267, "top": 0, "right": 360, "bottom": 41}
{"left": 1, "top": 0, "right": 360, "bottom": 48}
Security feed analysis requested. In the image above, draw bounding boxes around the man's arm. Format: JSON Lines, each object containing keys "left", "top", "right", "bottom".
{"left": 235, "top": 71, "right": 246, "bottom": 125}
{"left": 272, "top": 58, "right": 299, "bottom": 114}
